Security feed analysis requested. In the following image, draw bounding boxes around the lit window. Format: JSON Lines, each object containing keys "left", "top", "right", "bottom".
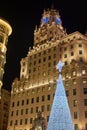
{"left": 73, "top": 100, "right": 78, "bottom": 107}
{"left": 72, "top": 70, "right": 76, "bottom": 77}
{"left": 82, "top": 69, "right": 86, "bottom": 75}
{"left": 48, "top": 85, "right": 51, "bottom": 90}
{"left": 42, "top": 87, "right": 45, "bottom": 92}
{"left": 65, "top": 72, "right": 68, "bottom": 78}
{"left": 73, "top": 79, "right": 77, "bottom": 85}
{"left": 83, "top": 79, "right": 87, "bottom": 84}
{"left": 43, "top": 72, "right": 46, "bottom": 77}
{"left": 65, "top": 81, "right": 69, "bottom": 87}
{"left": 32, "top": 90, "right": 35, "bottom": 94}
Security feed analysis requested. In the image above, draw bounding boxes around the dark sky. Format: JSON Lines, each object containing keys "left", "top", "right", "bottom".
{"left": 0, "top": 0, "right": 87, "bottom": 91}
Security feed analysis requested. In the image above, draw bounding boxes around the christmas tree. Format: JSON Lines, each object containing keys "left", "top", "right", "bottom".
{"left": 46, "top": 60, "right": 74, "bottom": 130}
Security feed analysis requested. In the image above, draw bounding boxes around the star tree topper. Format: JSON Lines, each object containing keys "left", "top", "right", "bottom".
{"left": 56, "top": 60, "right": 64, "bottom": 72}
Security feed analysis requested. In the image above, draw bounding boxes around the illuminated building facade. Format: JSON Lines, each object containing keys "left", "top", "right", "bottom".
{"left": 0, "top": 89, "right": 11, "bottom": 130}
{"left": 8, "top": 7, "right": 87, "bottom": 130}
{"left": 0, "top": 18, "right": 12, "bottom": 99}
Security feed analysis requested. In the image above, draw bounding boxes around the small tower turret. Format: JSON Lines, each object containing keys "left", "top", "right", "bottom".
{"left": 0, "top": 18, "right": 12, "bottom": 98}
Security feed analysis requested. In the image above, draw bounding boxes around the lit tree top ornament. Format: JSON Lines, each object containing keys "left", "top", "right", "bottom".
{"left": 56, "top": 60, "right": 64, "bottom": 72}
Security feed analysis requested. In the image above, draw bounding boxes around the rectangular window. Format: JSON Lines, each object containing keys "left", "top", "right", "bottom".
{"left": 74, "top": 124, "right": 78, "bottom": 130}
{"left": 36, "top": 106, "right": 39, "bottom": 113}
{"left": 85, "top": 123, "right": 87, "bottom": 130}
{"left": 47, "top": 94, "right": 50, "bottom": 100}
{"left": 79, "top": 50, "right": 82, "bottom": 54}
{"left": 85, "top": 111, "right": 87, "bottom": 118}
{"left": 21, "top": 100, "right": 24, "bottom": 105}
{"left": 41, "top": 105, "right": 44, "bottom": 112}
{"left": 36, "top": 97, "right": 39, "bottom": 102}
{"left": 16, "top": 110, "right": 19, "bottom": 116}
{"left": 42, "top": 96, "right": 45, "bottom": 102}
{"left": 84, "top": 88, "right": 87, "bottom": 94}
{"left": 30, "top": 118, "right": 33, "bottom": 124}
{"left": 73, "top": 89, "right": 76, "bottom": 95}
{"left": 31, "top": 98, "right": 34, "bottom": 103}
{"left": 74, "top": 112, "right": 78, "bottom": 119}
{"left": 17, "top": 101, "right": 19, "bottom": 106}
{"left": 84, "top": 99, "right": 87, "bottom": 106}
{"left": 25, "top": 118, "right": 28, "bottom": 124}
{"left": 66, "top": 90, "right": 69, "bottom": 96}
{"left": 64, "top": 54, "right": 67, "bottom": 58}
{"left": 20, "top": 119, "right": 23, "bottom": 125}
{"left": 26, "top": 99, "right": 29, "bottom": 105}
{"left": 10, "top": 120, "right": 13, "bottom": 126}
{"left": 15, "top": 120, "right": 18, "bottom": 125}
{"left": 11, "top": 111, "right": 14, "bottom": 116}
{"left": 0, "top": 35, "right": 3, "bottom": 42}
{"left": 47, "top": 116, "right": 49, "bottom": 122}
{"left": 47, "top": 105, "right": 50, "bottom": 111}
{"left": 21, "top": 109, "right": 23, "bottom": 115}
{"left": 12, "top": 102, "right": 14, "bottom": 107}
{"left": 25, "top": 108, "right": 28, "bottom": 114}
{"left": 30, "top": 107, "right": 33, "bottom": 113}
{"left": 82, "top": 69, "right": 86, "bottom": 75}
{"left": 73, "top": 100, "right": 78, "bottom": 107}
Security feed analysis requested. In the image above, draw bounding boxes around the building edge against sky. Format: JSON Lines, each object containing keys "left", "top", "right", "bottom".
{"left": 7, "top": 7, "right": 87, "bottom": 130}
{"left": 0, "top": 18, "right": 12, "bottom": 99}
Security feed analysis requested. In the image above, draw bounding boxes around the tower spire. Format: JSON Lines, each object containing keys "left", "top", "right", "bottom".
{"left": 46, "top": 60, "right": 74, "bottom": 130}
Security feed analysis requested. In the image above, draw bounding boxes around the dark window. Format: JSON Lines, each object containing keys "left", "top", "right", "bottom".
{"left": 21, "top": 100, "right": 24, "bottom": 105}
{"left": 26, "top": 99, "right": 29, "bottom": 104}
{"left": 42, "top": 96, "right": 45, "bottom": 102}
{"left": 31, "top": 98, "right": 34, "bottom": 103}
{"left": 73, "top": 89, "right": 76, "bottom": 95}
{"left": 41, "top": 105, "right": 44, "bottom": 112}
{"left": 17, "top": 101, "right": 19, "bottom": 106}
{"left": 36, "top": 97, "right": 39, "bottom": 102}
{"left": 66, "top": 90, "right": 69, "bottom": 96}
{"left": 84, "top": 99, "right": 87, "bottom": 106}
{"left": 74, "top": 112, "right": 78, "bottom": 119}
{"left": 47, "top": 94, "right": 50, "bottom": 100}
{"left": 83, "top": 88, "right": 87, "bottom": 94}
{"left": 74, "top": 124, "right": 78, "bottom": 130}
{"left": 12, "top": 102, "right": 14, "bottom": 107}
{"left": 85, "top": 111, "right": 87, "bottom": 118}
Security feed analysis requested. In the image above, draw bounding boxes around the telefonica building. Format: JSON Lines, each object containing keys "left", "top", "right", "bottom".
{"left": 7, "top": 7, "right": 87, "bottom": 130}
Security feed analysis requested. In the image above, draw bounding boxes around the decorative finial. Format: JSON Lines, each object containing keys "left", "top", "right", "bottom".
{"left": 56, "top": 60, "right": 64, "bottom": 72}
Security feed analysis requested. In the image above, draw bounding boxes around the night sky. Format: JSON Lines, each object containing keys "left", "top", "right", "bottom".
{"left": 0, "top": 0, "right": 87, "bottom": 91}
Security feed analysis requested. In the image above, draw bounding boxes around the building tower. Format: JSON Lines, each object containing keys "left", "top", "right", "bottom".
{"left": 47, "top": 60, "right": 74, "bottom": 130}
{"left": 8, "top": 7, "right": 87, "bottom": 130}
{"left": 0, "top": 18, "right": 12, "bottom": 98}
